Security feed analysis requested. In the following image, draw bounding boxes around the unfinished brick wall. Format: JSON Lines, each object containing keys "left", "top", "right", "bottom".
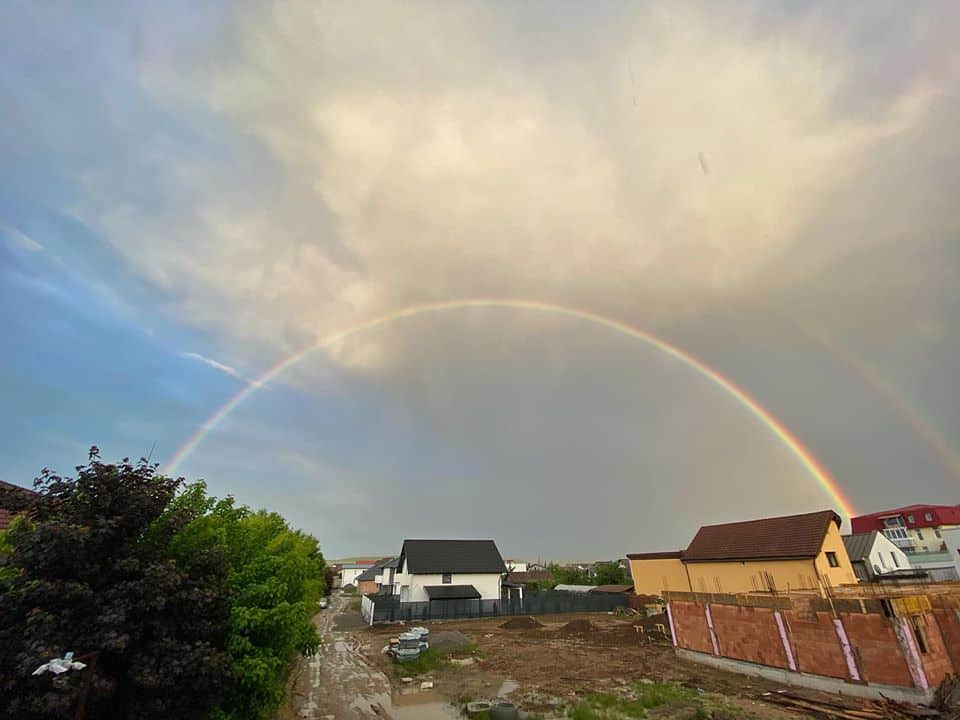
{"left": 708, "top": 604, "right": 788, "bottom": 668}
{"left": 782, "top": 610, "right": 849, "bottom": 679}
{"left": 841, "top": 611, "right": 913, "bottom": 687}
{"left": 670, "top": 600, "right": 714, "bottom": 655}
{"left": 913, "top": 614, "right": 953, "bottom": 687}
{"left": 932, "top": 607, "right": 960, "bottom": 672}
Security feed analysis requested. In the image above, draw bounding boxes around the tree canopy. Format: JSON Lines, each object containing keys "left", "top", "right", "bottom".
{"left": 0, "top": 448, "right": 325, "bottom": 720}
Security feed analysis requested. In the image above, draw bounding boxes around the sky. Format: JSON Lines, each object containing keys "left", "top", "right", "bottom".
{"left": 1, "top": 0, "right": 959, "bottom": 560}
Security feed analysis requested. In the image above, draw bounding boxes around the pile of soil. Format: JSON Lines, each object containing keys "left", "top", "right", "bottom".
{"left": 500, "top": 617, "right": 543, "bottom": 630}
{"left": 559, "top": 619, "right": 596, "bottom": 635}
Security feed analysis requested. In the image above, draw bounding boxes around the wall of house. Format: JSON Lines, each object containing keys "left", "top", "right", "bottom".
{"left": 813, "top": 522, "right": 859, "bottom": 588}
{"left": 341, "top": 567, "right": 371, "bottom": 586}
{"left": 394, "top": 572, "right": 502, "bottom": 602}
{"left": 666, "top": 591, "right": 960, "bottom": 692}
{"left": 683, "top": 558, "right": 818, "bottom": 595}
{"left": 869, "top": 534, "right": 912, "bottom": 575}
{"left": 629, "top": 557, "right": 689, "bottom": 596}
{"left": 358, "top": 579, "right": 379, "bottom": 595}
{"left": 938, "top": 528, "right": 960, "bottom": 578}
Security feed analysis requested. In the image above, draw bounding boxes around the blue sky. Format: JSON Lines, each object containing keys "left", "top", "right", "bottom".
{"left": 2, "top": 1, "right": 959, "bottom": 559}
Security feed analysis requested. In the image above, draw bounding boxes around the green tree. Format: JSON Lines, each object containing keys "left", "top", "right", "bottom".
{"left": 594, "top": 562, "right": 627, "bottom": 586}
{"left": 169, "top": 485, "right": 326, "bottom": 720}
{"left": 0, "top": 449, "right": 231, "bottom": 720}
{"left": 548, "top": 562, "right": 591, "bottom": 585}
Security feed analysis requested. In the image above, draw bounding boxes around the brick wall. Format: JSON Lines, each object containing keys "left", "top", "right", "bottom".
{"left": 841, "top": 611, "right": 913, "bottom": 687}
{"left": 670, "top": 600, "right": 714, "bottom": 655}
{"left": 932, "top": 608, "right": 960, "bottom": 672}
{"left": 782, "top": 610, "right": 849, "bottom": 679}
{"left": 709, "top": 604, "right": 788, "bottom": 668}
{"left": 913, "top": 614, "right": 953, "bottom": 687}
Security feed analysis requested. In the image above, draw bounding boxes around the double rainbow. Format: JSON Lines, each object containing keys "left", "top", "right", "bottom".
{"left": 163, "top": 299, "right": 856, "bottom": 518}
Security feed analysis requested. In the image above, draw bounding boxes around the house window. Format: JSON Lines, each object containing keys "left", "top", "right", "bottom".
{"left": 907, "top": 514, "right": 915, "bottom": 523}
{"left": 884, "top": 517, "right": 905, "bottom": 528}
{"left": 925, "top": 512, "right": 934, "bottom": 522}
{"left": 891, "top": 552, "right": 899, "bottom": 568}
{"left": 917, "top": 530, "right": 924, "bottom": 540}
{"left": 826, "top": 552, "right": 840, "bottom": 568}
{"left": 442, "top": 573, "right": 452, "bottom": 584}
{"left": 935, "top": 529, "right": 942, "bottom": 538}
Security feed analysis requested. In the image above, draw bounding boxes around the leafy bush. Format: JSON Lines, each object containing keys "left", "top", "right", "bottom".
{"left": 0, "top": 449, "right": 326, "bottom": 720}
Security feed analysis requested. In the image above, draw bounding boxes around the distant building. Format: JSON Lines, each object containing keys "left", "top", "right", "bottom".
{"left": 628, "top": 509, "right": 857, "bottom": 597}
{"left": 505, "top": 560, "right": 528, "bottom": 573}
{"left": 391, "top": 539, "right": 508, "bottom": 611}
{"left": 340, "top": 560, "right": 378, "bottom": 587}
{"left": 842, "top": 531, "right": 916, "bottom": 582}
{"left": 851, "top": 504, "right": 960, "bottom": 582}
{"left": 355, "top": 557, "right": 399, "bottom": 595}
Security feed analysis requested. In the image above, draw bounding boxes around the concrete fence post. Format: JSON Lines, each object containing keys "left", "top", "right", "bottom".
{"left": 773, "top": 611, "right": 797, "bottom": 671}
{"left": 704, "top": 604, "right": 720, "bottom": 656}
{"left": 894, "top": 616, "right": 929, "bottom": 690}
{"left": 832, "top": 618, "right": 861, "bottom": 682}
{"left": 665, "top": 602, "right": 678, "bottom": 647}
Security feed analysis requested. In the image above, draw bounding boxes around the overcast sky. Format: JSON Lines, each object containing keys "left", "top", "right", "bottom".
{"left": 2, "top": 1, "right": 959, "bottom": 560}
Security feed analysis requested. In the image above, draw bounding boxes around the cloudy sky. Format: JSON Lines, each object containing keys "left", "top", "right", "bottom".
{"left": 2, "top": 0, "right": 959, "bottom": 560}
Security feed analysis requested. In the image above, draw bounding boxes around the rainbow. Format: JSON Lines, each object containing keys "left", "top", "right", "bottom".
{"left": 801, "top": 326, "right": 960, "bottom": 483}
{"left": 163, "top": 299, "right": 857, "bottom": 518}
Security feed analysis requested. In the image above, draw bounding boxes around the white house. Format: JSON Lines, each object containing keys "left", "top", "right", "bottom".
{"left": 842, "top": 531, "right": 912, "bottom": 581}
{"left": 392, "top": 539, "right": 508, "bottom": 609}
{"left": 340, "top": 561, "right": 377, "bottom": 587}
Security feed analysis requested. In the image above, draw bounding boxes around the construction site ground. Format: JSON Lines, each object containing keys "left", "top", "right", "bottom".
{"left": 359, "top": 611, "right": 811, "bottom": 718}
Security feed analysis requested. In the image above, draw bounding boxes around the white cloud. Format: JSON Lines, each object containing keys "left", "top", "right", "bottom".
{"left": 2, "top": 225, "right": 44, "bottom": 252}
{"left": 65, "top": 0, "right": 951, "bottom": 381}
{"left": 179, "top": 351, "right": 243, "bottom": 381}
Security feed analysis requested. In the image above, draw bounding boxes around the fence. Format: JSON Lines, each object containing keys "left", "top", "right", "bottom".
{"left": 364, "top": 590, "right": 629, "bottom": 624}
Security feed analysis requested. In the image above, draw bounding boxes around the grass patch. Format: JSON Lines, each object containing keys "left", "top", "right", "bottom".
{"left": 452, "top": 641, "right": 482, "bottom": 656}
{"left": 348, "top": 597, "right": 362, "bottom": 611}
{"left": 393, "top": 647, "right": 444, "bottom": 676}
{"left": 565, "top": 681, "right": 701, "bottom": 719}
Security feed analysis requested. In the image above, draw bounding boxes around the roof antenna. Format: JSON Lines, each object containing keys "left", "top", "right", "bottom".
{"left": 146, "top": 440, "right": 157, "bottom": 465}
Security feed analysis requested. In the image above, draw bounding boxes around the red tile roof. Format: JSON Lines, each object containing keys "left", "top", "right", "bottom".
{"left": 851, "top": 504, "right": 960, "bottom": 533}
{"left": 682, "top": 509, "right": 841, "bottom": 562}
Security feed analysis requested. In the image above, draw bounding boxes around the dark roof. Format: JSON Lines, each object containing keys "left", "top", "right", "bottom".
{"left": 399, "top": 539, "right": 507, "bottom": 574}
{"left": 842, "top": 532, "right": 879, "bottom": 562}
{"left": 356, "top": 556, "right": 399, "bottom": 581}
{"left": 592, "top": 584, "right": 634, "bottom": 593}
{"left": 0, "top": 480, "right": 37, "bottom": 532}
{"left": 682, "top": 510, "right": 841, "bottom": 562}
{"left": 506, "top": 570, "right": 552, "bottom": 584}
{"left": 424, "top": 584, "right": 481, "bottom": 600}
{"left": 627, "top": 551, "right": 683, "bottom": 560}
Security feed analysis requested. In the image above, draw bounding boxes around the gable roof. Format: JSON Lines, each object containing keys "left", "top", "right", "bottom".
{"left": 399, "top": 539, "right": 507, "bottom": 574}
{"left": 682, "top": 510, "right": 841, "bottom": 562}
{"left": 842, "top": 532, "right": 879, "bottom": 562}
{"left": 356, "top": 556, "right": 399, "bottom": 582}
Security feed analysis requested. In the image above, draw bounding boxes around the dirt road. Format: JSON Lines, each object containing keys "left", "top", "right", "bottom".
{"left": 283, "top": 593, "right": 459, "bottom": 719}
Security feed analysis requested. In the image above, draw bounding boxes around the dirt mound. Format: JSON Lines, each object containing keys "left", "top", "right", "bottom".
{"left": 500, "top": 617, "right": 543, "bottom": 629}
{"left": 560, "top": 619, "right": 596, "bottom": 635}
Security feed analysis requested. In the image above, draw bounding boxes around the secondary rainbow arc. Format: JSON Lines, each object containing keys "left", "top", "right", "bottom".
{"left": 163, "top": 299, "right": 857, "bottom": 518}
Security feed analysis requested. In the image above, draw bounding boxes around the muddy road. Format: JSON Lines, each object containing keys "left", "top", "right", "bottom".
{"left": 283, "top": 593, "right": 460, "bottom": 719}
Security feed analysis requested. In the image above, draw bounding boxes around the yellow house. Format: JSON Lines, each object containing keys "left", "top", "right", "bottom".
{"left": 629, "top": 510, "right": 857, "bottom": 597}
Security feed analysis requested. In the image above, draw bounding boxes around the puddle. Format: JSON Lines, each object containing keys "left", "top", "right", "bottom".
{"left": 497, "top": 678, "right": 519, "bottom": 697}
{"left": 360, "top": 689, "right": 461, "bottom": 719}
